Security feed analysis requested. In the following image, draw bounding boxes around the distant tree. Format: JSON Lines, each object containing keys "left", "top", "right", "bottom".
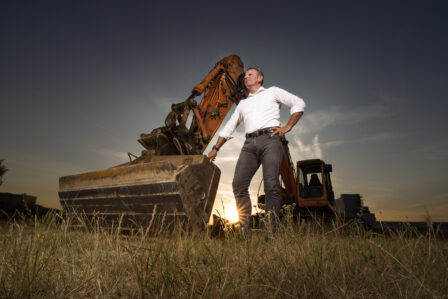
{"left": 0, "top": 159, "right": 7, "bottom": 186}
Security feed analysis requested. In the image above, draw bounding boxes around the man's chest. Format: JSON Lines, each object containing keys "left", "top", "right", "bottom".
{"left": 239, "top": 93, "right": 280, "bottom": 117}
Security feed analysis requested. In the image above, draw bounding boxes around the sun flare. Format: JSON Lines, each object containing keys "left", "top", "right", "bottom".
{"left": 223, "top": 204, "right": 239, "bottom": 223}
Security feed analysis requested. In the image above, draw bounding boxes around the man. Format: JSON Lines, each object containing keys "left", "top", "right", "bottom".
{"left": 207, "top": 67, "right": 305, "bottom": 234}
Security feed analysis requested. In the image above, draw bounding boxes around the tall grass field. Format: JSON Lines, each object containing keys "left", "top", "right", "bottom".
{"left": 0, "top": 212, "right": 447, "bottom": 298}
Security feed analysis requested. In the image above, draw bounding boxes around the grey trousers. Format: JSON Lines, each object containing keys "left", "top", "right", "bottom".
{"left": 232, "top": 134, "right": 284, "bottom": 232}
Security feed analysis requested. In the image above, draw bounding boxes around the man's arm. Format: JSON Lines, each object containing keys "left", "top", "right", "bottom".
{"left": 207, "top": 105, "right": 242, "bottom": 161}
{"left": 271, "top": 112, "right": 303, "bottom": 138}
{"left": 270, "top": 86, "right": 306, "bottom": 138}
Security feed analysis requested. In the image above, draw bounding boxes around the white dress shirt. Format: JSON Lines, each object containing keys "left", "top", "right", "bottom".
{"left": 218, "top": 86, "right": 306, "bottom": 139}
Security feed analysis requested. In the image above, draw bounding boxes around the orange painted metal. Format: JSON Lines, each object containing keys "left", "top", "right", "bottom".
{"left": 280, "top": 147, "right": 333, "bottom": 209}
{"left": 279, "top": 139, "right": 299, "bottom": 204}
{"left": 192, "top": 107, "right": 209, "bottom": 143}
{"left": 193, "top": 55, "right": 246, "bottom": 151}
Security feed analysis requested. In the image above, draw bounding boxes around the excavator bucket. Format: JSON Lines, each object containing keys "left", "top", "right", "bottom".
{"left": 59, "top": 155, "right": 220, "bottom": 230}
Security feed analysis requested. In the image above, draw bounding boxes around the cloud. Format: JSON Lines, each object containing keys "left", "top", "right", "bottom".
{"left": 316, "top": 131, "right": 403, "bottom": 150}
{"left": 283, "top": 100, "right": 399, "bottom": 158}
{"left": 154, "top": 97, "right": 178, "bottom": 113}
{"left": 292, "top": 135, "right": 323, "bottom": 160}
{"left": 289, "top": 130, "right": 399, "bottom": 161}
{"left": 216, "top": 156, "right": 239, "bottom": 163}
{"left": 297, "top": 104, "right": 392, "bottom": 134}
{"left": 354, "top": 132, "right": 403, "bottom": 143}
{"left": 402, "top": 142, "right": 448, "bottom": 161}
{"left": 93, "top": 148, "right": 129, "bottom": 161}
{"left": 214, "top": 182, "right": 234, "bottom": 202}
{"left": 377, "top": 90, "right": 412, "bottom": 107}
{"left": 318, "top": 139, "right": 345, "bottom": 148}
{"left": 208, "top": 130, "right": 245, "bottom": 167}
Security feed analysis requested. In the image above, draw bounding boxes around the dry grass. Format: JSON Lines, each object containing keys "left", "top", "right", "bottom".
{"left": 0, "top": 212, "right": 447, "bottom": 298}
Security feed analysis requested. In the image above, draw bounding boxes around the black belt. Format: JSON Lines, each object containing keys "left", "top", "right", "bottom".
{"left": 245, "top": 128, "right": 275, "bottom": 138}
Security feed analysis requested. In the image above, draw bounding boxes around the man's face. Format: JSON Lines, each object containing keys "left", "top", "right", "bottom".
{"left": 244, "top": 69, "right": 262, "bottom": 88}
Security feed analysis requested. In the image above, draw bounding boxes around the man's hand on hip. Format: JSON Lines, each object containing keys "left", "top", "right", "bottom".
{"left": 271, "top": 112, "right": 303, "bottom": 138}
{"left": 271, "top": 126, "right": 290, "bottom": 138}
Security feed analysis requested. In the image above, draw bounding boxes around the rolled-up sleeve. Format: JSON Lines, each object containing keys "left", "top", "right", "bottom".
{"left": 272, "top": 86, "right": 306, "bottom": 114}
{"left": 218, "top": 107, "right": 242, "bottom": 139}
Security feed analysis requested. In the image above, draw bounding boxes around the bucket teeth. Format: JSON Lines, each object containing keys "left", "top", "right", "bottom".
{"left": 59, "top": 155, "right": 220, "bottom": 230}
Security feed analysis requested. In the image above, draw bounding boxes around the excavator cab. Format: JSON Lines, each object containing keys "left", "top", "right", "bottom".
{"left": 296, "top": 159, "right": 335, "bottom": 208}
{"left": 259, "top": 156, "right": 336, "bottom": 213}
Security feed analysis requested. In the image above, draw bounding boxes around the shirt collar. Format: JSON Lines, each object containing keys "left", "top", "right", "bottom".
{"left": 248, "top": 86, "right": 265, "bottom": 97}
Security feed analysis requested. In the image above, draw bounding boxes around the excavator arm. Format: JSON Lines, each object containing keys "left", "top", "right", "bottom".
{"left": 137, "top": 55, "right": 247, "bottom": 158}
{"left": 279, "top": 138, "right": 299, "bottom": 205}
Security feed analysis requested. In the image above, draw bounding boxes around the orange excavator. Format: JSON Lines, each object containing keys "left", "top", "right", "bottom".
{"left": 59, "top": 55, "right": 344, "bottom": 230}
{"left": 59, "top": 55, "right": 247, "bottom": 229}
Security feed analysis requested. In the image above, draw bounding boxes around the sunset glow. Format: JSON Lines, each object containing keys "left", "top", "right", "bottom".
{"left": 222, "top": 204, "right": 239, "bottom": 223}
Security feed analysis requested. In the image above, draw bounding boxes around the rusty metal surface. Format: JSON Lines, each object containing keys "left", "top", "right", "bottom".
{"left": 59, "top": 155, "right": 220, "bottom": 230}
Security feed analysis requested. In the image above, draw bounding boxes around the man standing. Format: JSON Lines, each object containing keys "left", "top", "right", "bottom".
{"left": 208, "top": 67, "right": 305, "bottom": 234}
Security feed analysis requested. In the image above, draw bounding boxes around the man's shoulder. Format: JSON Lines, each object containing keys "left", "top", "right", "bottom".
{"left": 266, "top": 86, "right": 285, "bottom": 92}
{"left": 262, "top": 86, "right": 287, "bottom": 95}
{"left": 263, "top": 86, "right": 290, "bottom": 98}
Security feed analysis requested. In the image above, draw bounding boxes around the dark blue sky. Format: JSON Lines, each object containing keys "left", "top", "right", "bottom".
{"left": 1, "top": 0, "right": 447, "bottom": 221}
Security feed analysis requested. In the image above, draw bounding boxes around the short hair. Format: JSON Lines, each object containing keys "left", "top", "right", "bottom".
{"left": 246, "top": 67, "right": 264, "bottom": 85}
